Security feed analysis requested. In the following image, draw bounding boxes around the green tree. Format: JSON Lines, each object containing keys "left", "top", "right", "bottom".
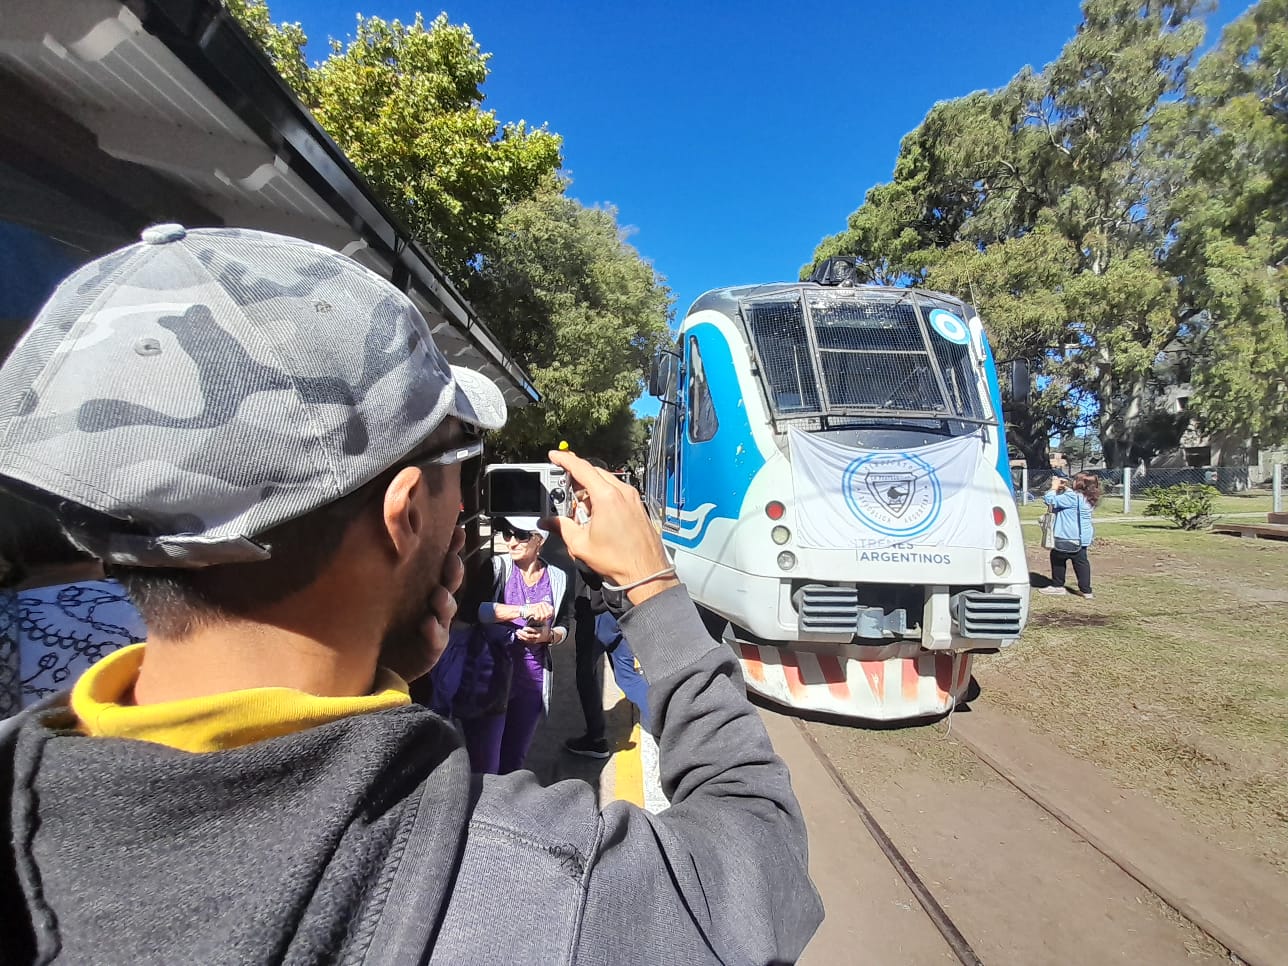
{"left": 1167, "top": 0, "right": 1288, "bottom": 443}
{"left": 626, "top": 415, "right": 655, "bottom": 478}
{"left": 308, "top": 14, "right": 562, "bottom": 278}
{"left": 468, "top": 187, "right": 673, "bottom": 463}
{"left": 808, "top": 0, "right": 1213, "bottom": 467}
{"left": 227, "top": 3, "right": 561, "bottom": 276}
{"left": 224, "top": 0, "right": 314, "bottom": 99}
{"left": 226, "top": 2, "right": 668, "bottom": 454}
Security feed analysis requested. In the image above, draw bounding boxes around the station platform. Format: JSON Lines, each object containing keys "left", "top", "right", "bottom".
{"left": 525, "top": 630, "right": 949, "bottom": 964}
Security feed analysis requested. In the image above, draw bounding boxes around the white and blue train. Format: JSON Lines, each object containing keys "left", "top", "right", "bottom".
{"left": 645, "top": 260, "right": 1029, "bottom": 720}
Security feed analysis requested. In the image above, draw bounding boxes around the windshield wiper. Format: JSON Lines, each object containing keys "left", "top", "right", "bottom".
{"left": 835, "top": 417, "right": 956, "bottom": 437}
{"left": 827, "top": 407, "right": 997, "bottom": 426}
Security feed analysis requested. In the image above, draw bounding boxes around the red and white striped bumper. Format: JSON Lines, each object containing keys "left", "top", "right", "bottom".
{"left": 736, "top": 642, "right": 973, "bottom": 721}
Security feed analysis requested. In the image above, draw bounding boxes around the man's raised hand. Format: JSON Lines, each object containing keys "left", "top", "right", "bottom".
{"left": 541, "top": 451, "right": 678, "bottom": 606}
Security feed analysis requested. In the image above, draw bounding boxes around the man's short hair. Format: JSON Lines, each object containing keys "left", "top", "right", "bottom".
{"left": 112, "top": 430, "right": 451, "bottom": 639}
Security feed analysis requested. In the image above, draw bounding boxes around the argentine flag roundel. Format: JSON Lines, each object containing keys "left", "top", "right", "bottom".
{"left": 927, "top": 308, "right": 970, "bottom": 345}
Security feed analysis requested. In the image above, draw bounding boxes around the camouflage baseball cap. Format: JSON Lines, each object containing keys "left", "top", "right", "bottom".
{"left": 0, "top": 224, "right": 506, "bottom": 567}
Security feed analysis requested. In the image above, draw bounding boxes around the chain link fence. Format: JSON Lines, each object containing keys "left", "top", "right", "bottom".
{"left": 1016, "top": 464, "right": 1285, "bottom": 517}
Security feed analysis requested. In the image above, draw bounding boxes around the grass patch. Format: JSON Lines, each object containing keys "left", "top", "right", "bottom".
{"left": 1016, "top": 490, "right": 1274, "bottom": 521}
{"left": 976, "top": 524, "right": 1288, "bottom": 871}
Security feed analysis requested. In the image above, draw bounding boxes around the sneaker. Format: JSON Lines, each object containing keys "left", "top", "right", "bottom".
{"left": 563, "top": 734, "right": 610, "bottom": 759}
{"left": 1039, "top": 586, "right": 1068, "bottom": 595}
{"left": 1080, "top": 592, "right": 1095, "bottom": 599}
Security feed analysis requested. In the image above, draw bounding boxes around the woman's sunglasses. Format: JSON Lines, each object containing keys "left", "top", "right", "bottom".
{"left": 498, "top": 525, "right": 534, "bottom": 541}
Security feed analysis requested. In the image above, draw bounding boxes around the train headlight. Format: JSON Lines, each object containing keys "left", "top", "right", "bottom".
{"left": 992, "top": 506, "right": 1006, "bottom": 526}
{"left": 766, "top": 500, "right": 786, "bottom": 521}
{"left": 777, "top": 551, "right": 797, "bottom": 571}
{"left": 990, "top": 556, "right": 1010, "bottom": 577}
{"left": 771, "top": 525, "right": 791, "bottom": 545}
{"left": 994, "top": 531, "right": 1008, "bottom": 551}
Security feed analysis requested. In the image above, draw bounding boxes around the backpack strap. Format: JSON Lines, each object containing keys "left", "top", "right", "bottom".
{"left": 492, "top": 553, "right": 513, "bottom": 599}
{"left": 546, "top": 563, "right": 566, "bottom": 616}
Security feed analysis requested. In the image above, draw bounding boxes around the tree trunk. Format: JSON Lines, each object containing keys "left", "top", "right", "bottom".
{"left": 1098, "top": 371, "right": 1150, "bottom": 469}
{"left": 1003, "top": 402, "right": 1049, "bottom": 479}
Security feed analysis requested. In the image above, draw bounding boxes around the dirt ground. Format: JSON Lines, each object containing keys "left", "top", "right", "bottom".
{"left": 801, "top": 717, "right": 1227, "bottom": 964}
{"left": 975, "top": 522, "right": 1288, "bottom": 874}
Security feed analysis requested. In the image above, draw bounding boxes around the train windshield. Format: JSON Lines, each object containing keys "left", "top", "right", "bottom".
{"left": 742, "top": 290, "right": 989, "bottom": 428}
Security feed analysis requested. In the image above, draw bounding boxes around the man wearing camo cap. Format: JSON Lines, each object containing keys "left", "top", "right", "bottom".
{"left": 0, "top": 225, "right": 820, "bottom": 964}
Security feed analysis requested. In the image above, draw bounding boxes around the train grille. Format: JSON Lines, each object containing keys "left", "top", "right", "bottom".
{"left": 953, "top": 592, "right": 1023, "bottom": 638}
{"left": 797, "top": 584, "right": 860, "bottom": 633}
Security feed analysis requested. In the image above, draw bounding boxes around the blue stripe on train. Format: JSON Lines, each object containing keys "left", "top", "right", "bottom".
{"left": 664, "top": 321, "right": 765, "bottom": 549}
{"left": 979, "top": 332, "right": 1014, "bottom": 492}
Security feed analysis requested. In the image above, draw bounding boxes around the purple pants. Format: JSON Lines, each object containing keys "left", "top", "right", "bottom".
{"left": 462, "top": 644, "right": 547, "bottom": 774}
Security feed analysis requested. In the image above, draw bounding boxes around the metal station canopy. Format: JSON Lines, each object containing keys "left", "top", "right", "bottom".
{"left": 0, "top": 0, "right": 538, "bottom": 409}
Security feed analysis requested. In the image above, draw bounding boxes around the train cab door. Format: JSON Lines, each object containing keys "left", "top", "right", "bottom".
{"left": 671, "top": 342, "right": 689, "bottom": 515}
{"left": 651, "top": 340, "right": 685, "bottom": 529}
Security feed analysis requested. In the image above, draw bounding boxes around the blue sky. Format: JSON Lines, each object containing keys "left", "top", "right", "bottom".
{"left": 263, "top": 0, "right": 1245, "bottom": 417}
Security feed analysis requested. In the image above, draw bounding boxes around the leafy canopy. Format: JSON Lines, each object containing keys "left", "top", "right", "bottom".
{"left": 469, "top": 185, "right": 672, "bottom": 463}
{"left": 226, "top": 2, "right": 671, "bottom": 461}
{"left": 807, "top": 0, "right": 1287, "bottom": 465}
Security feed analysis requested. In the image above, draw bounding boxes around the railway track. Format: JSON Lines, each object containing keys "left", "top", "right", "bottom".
{"left": 793, "top": 718, "right": 985, "bottom": 966}
{"left": 790, "top": 711, "right": 1278, "bottom": 966}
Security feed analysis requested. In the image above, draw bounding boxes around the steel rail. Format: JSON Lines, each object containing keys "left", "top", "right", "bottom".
{"left": 792, "top": 718, "right": 985, "bottom": 966}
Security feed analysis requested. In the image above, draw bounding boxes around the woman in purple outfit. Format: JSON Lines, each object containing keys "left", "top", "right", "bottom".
{"left": 462, "top": 516, "right": 572, "bottom": 773}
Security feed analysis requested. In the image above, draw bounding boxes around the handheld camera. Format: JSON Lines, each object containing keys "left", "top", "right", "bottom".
{"left": 482, "top": 463, "right": 570, "bottom": 519}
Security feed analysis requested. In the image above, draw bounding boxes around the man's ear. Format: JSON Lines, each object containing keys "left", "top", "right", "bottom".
{"left": 381, "top": 466, "right": 427, "bottom": 560}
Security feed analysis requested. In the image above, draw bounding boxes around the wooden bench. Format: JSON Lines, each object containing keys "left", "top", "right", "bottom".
{"left": 1212, "top": 520, "right": 1288, "bottom": 541}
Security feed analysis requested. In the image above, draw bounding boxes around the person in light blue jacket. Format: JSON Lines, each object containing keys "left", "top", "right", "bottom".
{"left": 1040, "top": 471, "right": 1100, "bottom": 598}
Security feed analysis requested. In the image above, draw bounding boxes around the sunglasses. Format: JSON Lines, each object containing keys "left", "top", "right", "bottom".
{"left": 363, "top": 436, "right": 485, "bottom": 509}
{"left": 410, "top": 437, "right": 485, "bottom": 469}
{"left": 498, "top": 525, "right": 535, "bottom": 541}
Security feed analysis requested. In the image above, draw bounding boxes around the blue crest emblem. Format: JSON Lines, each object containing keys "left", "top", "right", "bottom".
{"left": 842, "top": 452, "right": 942, "bottom": 537}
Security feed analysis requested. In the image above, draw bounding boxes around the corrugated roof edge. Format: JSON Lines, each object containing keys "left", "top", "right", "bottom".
{"left": 124, "top": 0, "right": 538, "bottom": 404}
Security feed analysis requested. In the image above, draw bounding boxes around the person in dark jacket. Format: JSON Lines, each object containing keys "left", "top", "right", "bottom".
{"left": 0, "top": 226, "right": 822, "bottom": 965}
{"left": 565, "top": 461, "right": 652, "bottom": 758}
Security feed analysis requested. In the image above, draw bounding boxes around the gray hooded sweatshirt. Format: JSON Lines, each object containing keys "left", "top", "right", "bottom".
{"left": 0, "top": 586, "right": 823, "bottom": 964}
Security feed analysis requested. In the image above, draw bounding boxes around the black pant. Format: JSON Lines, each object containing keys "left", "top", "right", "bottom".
{"left": 1050, "top": 546, "right": 1092, "bottom": 593}
{"left": 573, "top": 595, "right": 606, "bottom": 740}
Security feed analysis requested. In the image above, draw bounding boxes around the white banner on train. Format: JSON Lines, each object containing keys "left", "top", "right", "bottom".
{"left": 787, "top": 429, "right": 992, "bottom": 551}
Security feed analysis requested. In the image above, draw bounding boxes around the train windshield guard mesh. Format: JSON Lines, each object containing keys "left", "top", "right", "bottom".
{"left": 742, "top": 291, "right": 989, "bottom": 424}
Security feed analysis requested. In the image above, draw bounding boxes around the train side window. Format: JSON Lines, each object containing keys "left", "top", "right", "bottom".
{"left": 687, "top": 336, "right": 718, "bottom": 442}
{"left": 657, "top": 346, "right": 679, "bottom": 468}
